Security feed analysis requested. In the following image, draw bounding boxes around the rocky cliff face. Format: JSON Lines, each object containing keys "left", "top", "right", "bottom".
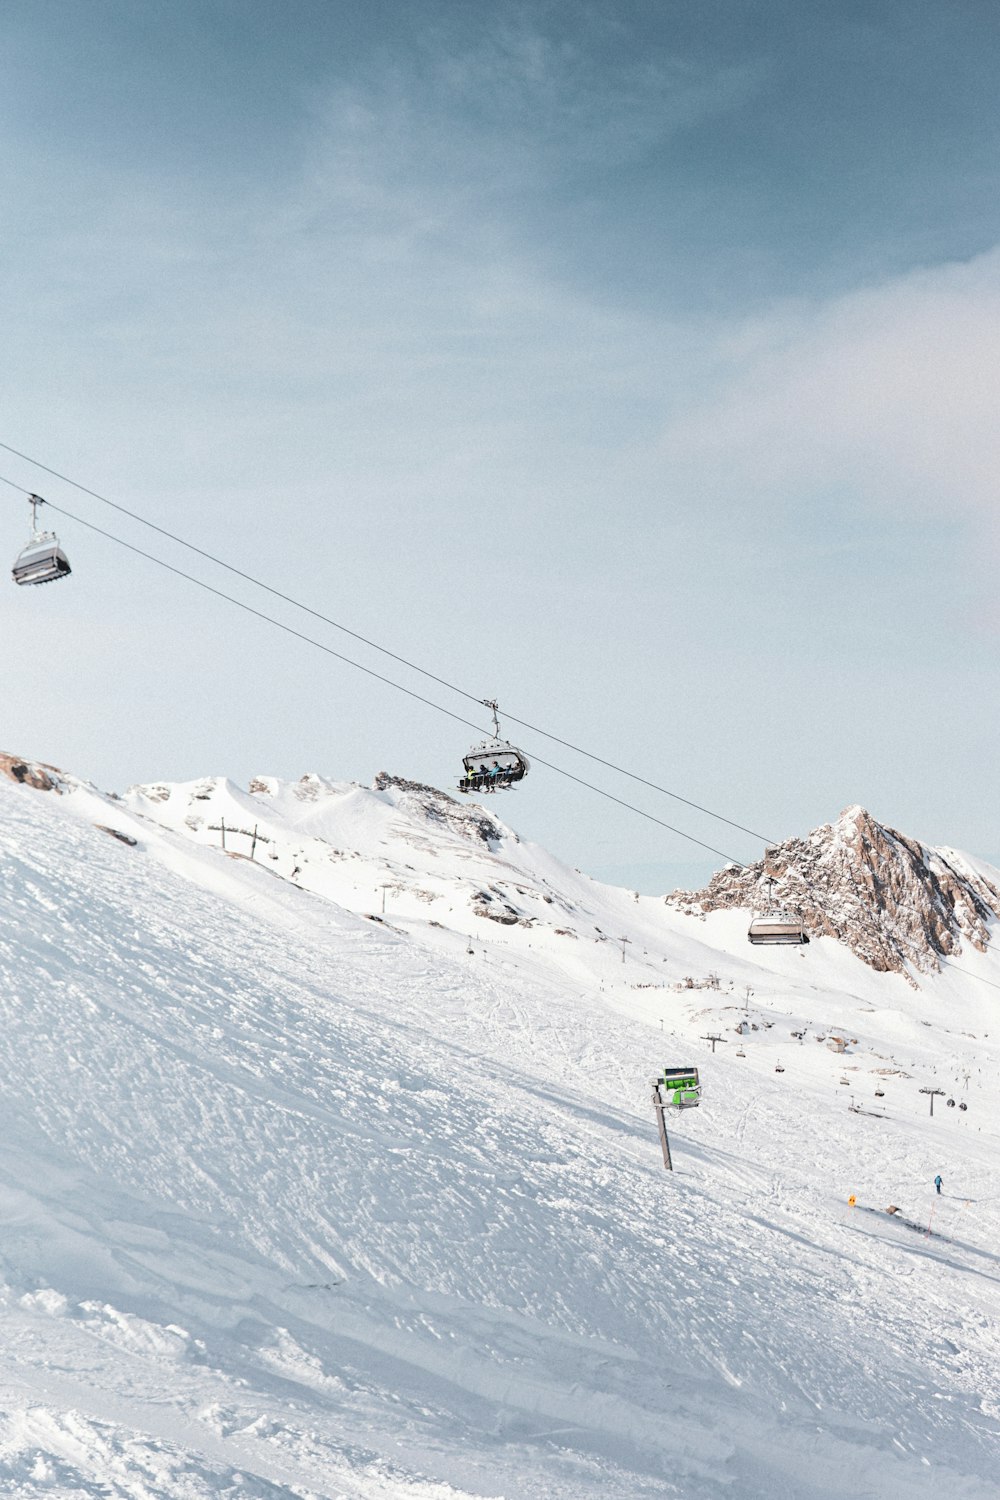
{"left": 666, "top": 805, "right": 1000, "bottom": 978}
{"left": 0, "top": 751, "right": 65, "bottom": 793}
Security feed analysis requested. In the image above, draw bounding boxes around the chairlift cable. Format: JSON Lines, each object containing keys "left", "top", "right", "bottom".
{"left": 13, "top": 488, "right": 745, "bottom": 867}
{"left": 6, "top": 468, "right": 999, "bottom": 973}
{"left": 0, "top": 440, "right": 776, "bottom": 846}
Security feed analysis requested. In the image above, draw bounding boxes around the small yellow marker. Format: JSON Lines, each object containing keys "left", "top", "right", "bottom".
{"left": 848, "top": 1195, "right": 857, "bottom": 1208}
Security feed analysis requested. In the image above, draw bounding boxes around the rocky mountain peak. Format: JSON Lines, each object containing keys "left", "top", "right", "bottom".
{"left": 371, "top": 771, "right": 511, "bottom": 848}
{"left": 666, "top": 807, "right": 1000, "bottom": 980}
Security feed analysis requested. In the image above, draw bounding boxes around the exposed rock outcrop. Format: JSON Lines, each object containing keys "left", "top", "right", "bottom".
{"left": 666, "top": 805, "right": 1000, "bottom": 978}
{"left": 373, "top": 771, "right": 507, "bottom": 848}
{"left": 0, "top": 751, "right": 65, "bottom": 793}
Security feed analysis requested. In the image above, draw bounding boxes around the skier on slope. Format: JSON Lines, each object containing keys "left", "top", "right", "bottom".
{"left": 934, "top": 1173, "right": 943, "bottom": 1195}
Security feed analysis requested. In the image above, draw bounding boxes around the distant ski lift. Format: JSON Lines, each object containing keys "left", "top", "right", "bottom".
{"left": 874, "top": 1087, "right": 885, "bottom": 1098}
{"left": 458, "top": 699, "right": 529, "bottom": 794}
{"left": 12, "top": 495, "right": 71, "bottom": 586}
{"left": 747, "top": 877, "right": 809, "bottom": 946}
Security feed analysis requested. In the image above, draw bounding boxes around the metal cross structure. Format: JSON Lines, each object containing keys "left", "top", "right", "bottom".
{"left": 208, "top": 819, "right": 272, "bottom": 859}
{"left": 919, "top": 1086, "right": 946, "bottom": 1116}
{"left": 701, "top": 1033, "right": 726, "bottom": 1053}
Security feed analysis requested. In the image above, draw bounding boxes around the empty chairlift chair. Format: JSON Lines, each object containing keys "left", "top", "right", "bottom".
{"left": 12, "top": 495, "right": 71, "bottom": 586}
{"left": 747, "top": 876, "right": 809, "bottom": 946}
{"left": 459, "top": 699, "right": 530, "bottom": 793}
{"left": 747, "top": 911, "right": 810, "bottom": 945}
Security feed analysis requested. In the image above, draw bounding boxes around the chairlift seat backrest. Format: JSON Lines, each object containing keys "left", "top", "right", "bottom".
{"left": 12, "top": 536, "right": 72, "bottom": 586}
{"left": 747, "top": 910, "right": 809, "bottom": 945}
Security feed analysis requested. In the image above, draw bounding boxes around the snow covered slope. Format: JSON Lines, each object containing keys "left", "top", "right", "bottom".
{"left": 1, "top": 760, "right": 999, "bottom": 1498}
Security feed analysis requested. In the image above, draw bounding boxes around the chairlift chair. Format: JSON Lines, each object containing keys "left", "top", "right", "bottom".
{"left": 458, "top": 699, "right": 530, "bottom": 793}
{"left": 747, "top": 876, "right": 809, "bottom": 945}
{"left": 12, "top": 495, "right": 71, "bottom": 586}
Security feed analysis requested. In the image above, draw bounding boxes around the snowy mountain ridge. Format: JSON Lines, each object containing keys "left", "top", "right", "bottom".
{"left": 667, "top": 802, "right": 1000, "bottom": 981}
{"left": 12, "top": 749, "right": 997, "bottom": 988}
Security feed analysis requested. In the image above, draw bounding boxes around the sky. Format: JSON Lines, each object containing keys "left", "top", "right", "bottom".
{"left": 2, "top": 0, "right": 999, "bottom": 892}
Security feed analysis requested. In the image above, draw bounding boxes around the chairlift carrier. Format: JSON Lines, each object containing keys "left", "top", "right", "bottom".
{"left": 459, "top": 699, "right": 530, "bottom": 793}
{"left": 747, "top": 876, "right": 809, "bottom": 946}
{"left": 12, "top": 495, "right": 71, "bottom": 586}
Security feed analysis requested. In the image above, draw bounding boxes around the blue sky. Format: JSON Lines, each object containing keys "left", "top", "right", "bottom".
{"left": 2, "top": 1, "right": 998, "bottom": 890}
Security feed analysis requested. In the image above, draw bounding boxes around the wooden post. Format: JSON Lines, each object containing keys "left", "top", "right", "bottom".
{"left": 250, "top": 824, "right": 258, "bottom": 860}
{"left": 652, "top": 1082, "right": 673, "bottom": 1171}
{"left": 219, "top": 817, "right": 226, "bottom": 851}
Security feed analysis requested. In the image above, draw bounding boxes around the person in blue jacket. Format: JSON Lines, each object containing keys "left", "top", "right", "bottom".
{"left": 934, "top": 1174, "right": 943, "bottom": 1195}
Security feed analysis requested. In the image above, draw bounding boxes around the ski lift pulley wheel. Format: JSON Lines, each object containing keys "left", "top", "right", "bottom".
{"left": 11, "top": 494, "right": 71, "bottom": 586}
{"left": 458, "top": 698, "right": 530, "bottom": 793}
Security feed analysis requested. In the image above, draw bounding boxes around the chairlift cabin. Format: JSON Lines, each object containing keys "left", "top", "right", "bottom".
{"left": 747, "top": 911, "right": 809, "bottom": 945}
{"left": 12, "top": 495, "right": 71, "bottom": 586}
{"left": 747, "top": 877, "right": 809, "bottom": 946}
{"left": 458, "top": 699, "right": 530, "bottom": 794}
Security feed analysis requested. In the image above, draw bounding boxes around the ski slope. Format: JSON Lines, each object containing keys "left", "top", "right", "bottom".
{"left": 0, "top": 767, "right": 998, "bottom": 1498}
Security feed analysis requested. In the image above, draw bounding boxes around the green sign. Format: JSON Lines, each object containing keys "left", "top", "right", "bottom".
{"left": 659, "top": 1067, "right": 701, "bottom": 1108}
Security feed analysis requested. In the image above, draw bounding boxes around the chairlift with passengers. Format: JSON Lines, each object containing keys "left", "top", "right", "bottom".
{"left": 458, "top": 699, "right": 530, "bottom": 794}
{"left": 747, "top": 875, "right": 809, "bottom": 946}
{"left": 12, "top": 495, "right": 71, "bottom": 586}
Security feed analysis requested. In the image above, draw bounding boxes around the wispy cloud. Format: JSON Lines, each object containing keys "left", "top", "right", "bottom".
{"left": 656, "top": 249, "right": 1000, "bottom": 558}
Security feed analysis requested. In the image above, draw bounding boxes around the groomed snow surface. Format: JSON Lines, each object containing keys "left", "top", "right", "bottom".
{"left": 0, "top": 770, "right": 998, "bottom": 1498}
